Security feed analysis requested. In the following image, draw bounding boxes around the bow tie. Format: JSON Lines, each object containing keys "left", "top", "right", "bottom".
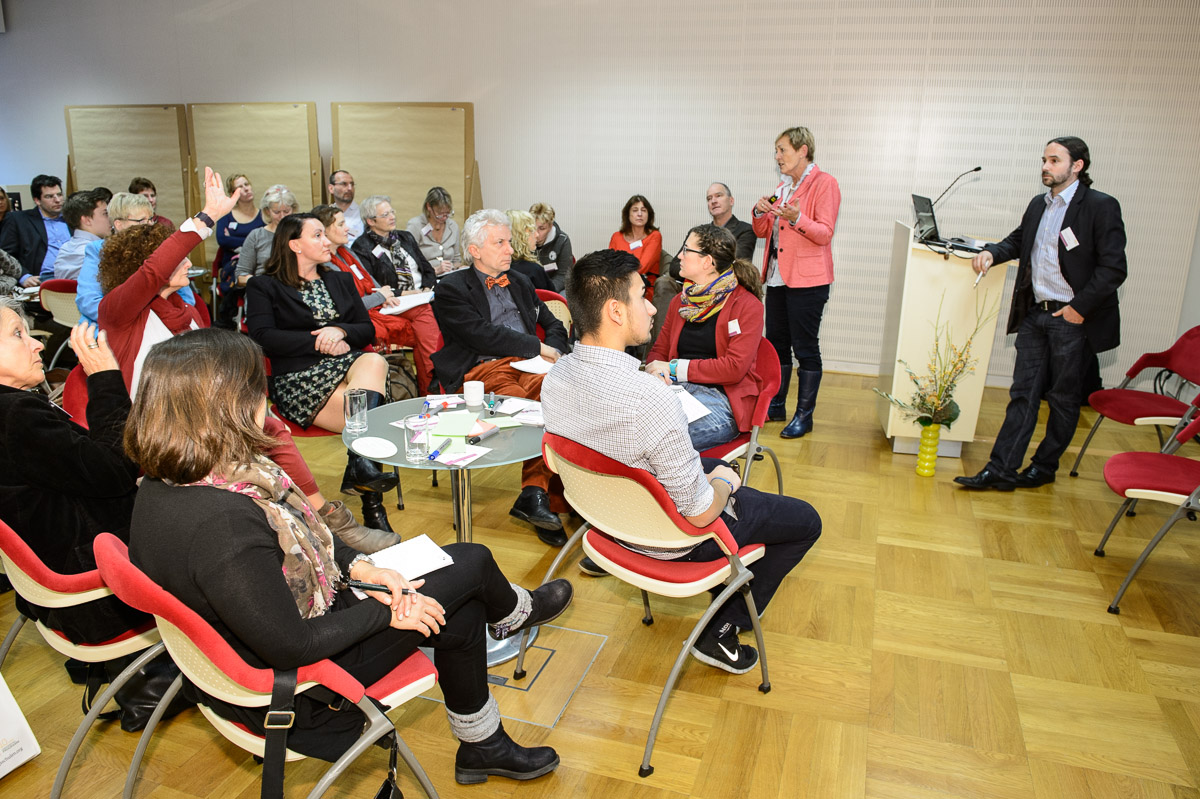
{"left": 485, "top": 274, "right": 510, "bottom": 290}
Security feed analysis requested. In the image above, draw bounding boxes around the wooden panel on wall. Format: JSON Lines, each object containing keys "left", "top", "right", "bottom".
{"left": 63, "top": 105, "right": 189, "bottom": 225}
{"left": 187, "top": 102, "right": 321, "bottom": 213}
{"left": 331, "top": 103, "right": 474, "bottom": 224}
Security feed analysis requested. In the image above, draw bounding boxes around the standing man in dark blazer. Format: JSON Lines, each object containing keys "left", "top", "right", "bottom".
{"left": 432, "top": 209, "right": 571, "bottom": 544}
{"left": 956, "top": 136, "right": 1127, "bottom": 491}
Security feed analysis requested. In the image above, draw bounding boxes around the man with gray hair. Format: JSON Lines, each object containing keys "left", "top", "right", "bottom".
{"left": 431, "top": 209, "right": 571, "bottom": 544}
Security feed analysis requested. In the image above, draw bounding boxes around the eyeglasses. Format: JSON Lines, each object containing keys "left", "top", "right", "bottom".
{"left": 117, "top": 217, "right": 153, "bottom": 225}
{"left": 432, "top": 209, "right": 454, "bottom": 220}
{"left": 331, "top": 181, "right": 355, "bottom": 187}
{"left": 677, "top": 245, "right": 706, "bottom": 258}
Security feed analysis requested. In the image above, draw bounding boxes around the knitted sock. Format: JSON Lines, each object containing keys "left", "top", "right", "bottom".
{"left": 446, "top": 694, "right": 500, "bottom": 743}
{"left": 486, "top": 583, "right": 531, "bottom": 639}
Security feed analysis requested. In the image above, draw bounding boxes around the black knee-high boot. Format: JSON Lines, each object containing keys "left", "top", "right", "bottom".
{"left": 768, "top": 362, "right": 792, "bottom": 422}
{"left": 781, "top": 369, "right": 821, "bottom": 439}
{"left": 341, "top": 390, "right": 400, "bottom": 495}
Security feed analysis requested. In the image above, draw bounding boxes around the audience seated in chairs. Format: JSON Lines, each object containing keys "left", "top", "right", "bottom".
{"left": 541, "top": 248, "right": 821, "bottom": 672}
{"left": 245, "top": 211, "right": 400, "bottom": 534}
{"left": 506, "top": 209, "right": 554, "bottom": 291}
{"left": 125, "top": 327, "right": 570, "bottom": 783}
{"left": 431, "top": 209, "right": 572, "bottom": 546}
{"left": 53, "top": 189, "right": 110, "bottom": 281}
{"left": 406, "top": 186, "right": 463, "bottom": 277}
{"left": 212, "top": 172, "right": 265, "bottom": 329}
{"left": 98, "top": 167, "right": 392, "bottom": 551}
{"left": 353, "top": 194, "right": 439, "bottom": 295}
{"left": 314, "top": 204, "right": 440, "bottom": 395}
{"left": 128, "top": 176, "right": 174, "bottom": 230}
{"left": 645, "top": 224, "right": 765, "bottom": 451}
{"left": 234, "top": 185, "right": 298, "bottom": 287}
{"left": 530, "top": 202, "right": 574, "bottom": 295}
{"left": 0, "top": 305, "right": 186, "bottom": 726}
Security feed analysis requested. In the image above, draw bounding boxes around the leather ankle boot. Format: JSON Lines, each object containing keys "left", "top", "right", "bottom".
{"left": 780, "top": 369, "right": 822, "bottom": 439}
{"left": 319, "top": 499, "right": 399, "bottom": 553}
{"left": 359, "top": 493, "right": 395, "bottom": 534}
{"left": 490, "top": 579, "right": 574, "bottom": 640}
{"left": 454, "top": 722, "right": 560, "bottom": 785}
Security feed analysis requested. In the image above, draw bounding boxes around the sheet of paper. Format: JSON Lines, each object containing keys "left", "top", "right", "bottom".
{"left": 432, "top": 410, "right": 479, "bottom": 437}
{"left": 436, "top": 444, "right": 490, "bottom": 466}
{"left": 378, "top": 290, "right": 435, "bottom": 315}
{"left": 489, "top": 416, "right": 522, "bottom": 429}
{"left": 351, "top": 534, "right": 455, "bottom": 598}
{"left": 510, "top": 356, "right": 555, "bottom": 374}
{"left": 496, "top": 398, "right": 539, "bottom": 414}
{"left": 514, "top": 408, "right": 545, "bottom": 426}
{"left": 672, "top": 385, "right": 712, "bottom": 423}
{"left": 424, "top": 394, "right": 463, "bottom": 406}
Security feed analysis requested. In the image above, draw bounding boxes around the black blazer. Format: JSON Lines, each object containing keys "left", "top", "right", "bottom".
{"left": 245, "top": 269, "right": 375, "bottom": 376}
{"left": 985, "top": 182, "right": 1127, "bottom": 353}
{"left": 0, "top": 372, "right": 147, "bottom": 643}
{"left": 350, "top": 229, "right": 438, "bottom": 292}
{"left": 0, "top": 208, "right": 50, "bottom": 277}
{"left": 430, "top": 267, "right": 570, "bottom": 391}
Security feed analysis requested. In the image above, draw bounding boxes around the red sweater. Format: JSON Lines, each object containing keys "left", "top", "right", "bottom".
{"left": 608, "top": 229, "right": 663, "bottom": 299}
{"left": 647, "top": 285, "right": 765, "bottom": 432}
{"left": 98, "top": 229, "right": 205, "bottom": 393}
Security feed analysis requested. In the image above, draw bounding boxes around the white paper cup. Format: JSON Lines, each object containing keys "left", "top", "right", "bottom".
{"left": 463, "top": 380, "right": 485, "bottom": 406}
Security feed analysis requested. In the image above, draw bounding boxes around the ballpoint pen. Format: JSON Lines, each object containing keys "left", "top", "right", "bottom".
{"left": 347, "top": 580, "right": 416, "bottom": 596}
{"left": 973, "top": 269, "right": 985, "bottom": 289}
{"left": 428, "top": 438, "right": 453, "bottom": 460}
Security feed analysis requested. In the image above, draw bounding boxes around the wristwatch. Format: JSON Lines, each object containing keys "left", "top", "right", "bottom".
{"left": 193, "top": 211, "right": 214, "bottom": 228}
{"left": 347, "top": 553, "right": 374, "bottom": 573}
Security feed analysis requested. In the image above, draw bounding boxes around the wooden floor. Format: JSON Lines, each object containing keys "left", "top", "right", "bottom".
{"left": 3, "top": 372, "right": 1199, "bottom": 798}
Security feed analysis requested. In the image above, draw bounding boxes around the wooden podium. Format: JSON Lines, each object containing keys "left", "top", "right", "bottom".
{"left": 875, "top": 221, "right": 1008, "bottom": 456}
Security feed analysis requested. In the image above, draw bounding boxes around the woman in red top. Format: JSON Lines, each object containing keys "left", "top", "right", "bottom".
{"left": 96, "top": 167, "right": 397, "bottom": 547}
{"left": 607, "top": 194, "right": 662, "bottom": 301}
{"left": 646, "top": 224, "right": 764, "bottom": 450}
{"left": 313, "top": 204, "right": 440, "bottom": 394}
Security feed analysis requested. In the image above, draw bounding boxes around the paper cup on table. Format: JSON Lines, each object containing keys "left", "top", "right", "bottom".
{"left": 344, "top": 388, "right": 368, "bottom": 435}
{"left": 463, "top": 380, "right": 485, "bottom": 407}
{"left": 403, "top": 414, "right": 435, "bottom": 464}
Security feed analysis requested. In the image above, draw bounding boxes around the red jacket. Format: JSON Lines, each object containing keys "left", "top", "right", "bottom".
{"left": 647, "top": 285, "right": 764, "bottom": 432}
{"left": 752, "top": 165, "right": 840, "bottom": 287}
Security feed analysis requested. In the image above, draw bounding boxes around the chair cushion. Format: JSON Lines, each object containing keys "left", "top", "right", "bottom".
{"left": 700, "top": 433, "right": 750, "bottom": 461}
{"left": 1089, "top": 389, "right": 1188, "bottom": 424}
{"left": 586, "top": 530, "right": 763, "bottom": 584}
{"left": 1104, "top": 452, "right": 1200, "bottom": 499}
{"left": 272, "top": 407, "right": 336, "bottom": 438}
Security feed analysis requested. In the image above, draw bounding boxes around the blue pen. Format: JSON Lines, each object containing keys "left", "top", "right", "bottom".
{"left": 428, "top": 438, "right": 453, "bottom": 460}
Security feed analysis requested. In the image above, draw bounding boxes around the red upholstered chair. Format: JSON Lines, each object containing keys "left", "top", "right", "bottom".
{"left": 1070, "top": 325, "right": 1200, "bottom": 477}
{"left": 92, "top": 533, "right": 439, "bottom": 799}
{"left": 534, "top": 288, "right": 571, "bottom": 332}
{"left": 513, "top": 433, "right": 770, "bottom": 778}
{"left": 699, "top": 336, "right": 784, "bottom": 494}
{"left": 0, "top": 519, "right": 163, "bottom": 799}
{"left": 38, "top": 278, "right": 81, "bottom": 371}
{"left": 1093, "top": 414, "right": 1200, "bottom": 614}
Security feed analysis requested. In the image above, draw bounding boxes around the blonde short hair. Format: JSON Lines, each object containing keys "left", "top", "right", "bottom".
{"left": 777, "top": 126, "right": 816, "bottom": 161}
{"left": 529, "top": 202, "right": 555, "bottom": 225}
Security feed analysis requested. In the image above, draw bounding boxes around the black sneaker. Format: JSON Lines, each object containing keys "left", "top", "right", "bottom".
{"left": 578, "top": 556, "right": 608, "bottom": 577}
{"left": 689, "top": 626, "right": 759, "bottom": 674}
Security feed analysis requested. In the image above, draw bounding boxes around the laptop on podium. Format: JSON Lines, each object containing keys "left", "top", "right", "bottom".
{"left": 912, "top": 194, "right": 983, "bottom": 253}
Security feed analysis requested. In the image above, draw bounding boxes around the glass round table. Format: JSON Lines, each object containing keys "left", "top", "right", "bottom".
{"left": 342, "top": 395, "right": 547, "bottom": 665}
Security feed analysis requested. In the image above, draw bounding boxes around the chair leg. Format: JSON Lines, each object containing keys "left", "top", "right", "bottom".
{"left": 1069, "top": 416, "right": 1106, "bottom": 476}
{"left": 52, "top": 643, "right": 166, "bottom": 799}
{"left": 1127, "top": 498, "right": 1140, "bottom": 517}
{"left": 0, "top": 613, "right": 27, "bottom": 670}
{"left": 638, "top": 572, "right": 754, "bottom": 778}
{"left": 307, "top": 699, "right": 393, "bottom": 799}
{"left": 741, "top": 587, "right": 771, "bottom": 694}
{"left": 392, "top": 731, "right": 439, "bottom": 799}
{"left": 124, "top": 674, "right": 183, "bottom": 799}
{"left": 1155, "top": 425, "right": 1166, "bottom": 449}
{"left": 513, "top": 522, "right": 589, "bottom": 680}
{"left": 1095, "top": 498, "right": 1134, "bottom": 556}
{"left": 740, "top": 451, "right": 755, "bottom": 487}
{"left": 640, "top": 590, "right": 654, "bottom": 626}
{"left": 47, "top": 337, "right": 71, "bottom": 372}
{"left": 763, "top": 446, "right": 784, "bottom": 495}
{"left": 1107, "top": 505, "right": 1191, "bottom": 615}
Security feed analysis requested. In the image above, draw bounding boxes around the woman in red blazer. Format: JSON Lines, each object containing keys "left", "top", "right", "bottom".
{"left": 646, "top": 224, "right": 764, "bottom": 451}
{"left": 608, "top": 194, "right": 663, "bottom": 302}
{"left": 752, "top": 126, "right": 841, "bottom": 439}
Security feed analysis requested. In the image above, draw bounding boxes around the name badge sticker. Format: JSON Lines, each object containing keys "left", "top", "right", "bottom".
{"left": 630, "top": 239, "right": 643, "bottom": 250}
{"left": 728, "top": 319, "right": 741, "bottom": 336}
{"left": 372, "top": 245, "right": 388, "bottom": 259}
{"left": 1060, "top": 227, "right": 1079, "bottom": 250}
{"left": 421, "top": 224, "right": 433, "bottom": 236}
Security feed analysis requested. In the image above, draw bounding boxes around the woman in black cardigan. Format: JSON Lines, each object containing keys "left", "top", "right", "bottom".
{"left": 352, "top": 194, "right": 439, "bottom": 291}
{"left": 245, "top": 213, "right": 396, "bottom": 531}
{"left": 0, "top": 300, "right": 146, "bottom": 643}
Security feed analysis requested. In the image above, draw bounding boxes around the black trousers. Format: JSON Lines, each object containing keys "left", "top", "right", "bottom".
{"left": 195, "top": 542, "right": 517, "bottom": 761}
{"left": 672, "top": 459, "right": 822, "bottom": 630}
{"left": 765, "top": 284, "right": 830, "bottom": 372}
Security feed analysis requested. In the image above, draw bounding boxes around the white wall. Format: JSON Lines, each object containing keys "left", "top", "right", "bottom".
{"left": 2, "top": 0, "right": 1198, "bottom": 384}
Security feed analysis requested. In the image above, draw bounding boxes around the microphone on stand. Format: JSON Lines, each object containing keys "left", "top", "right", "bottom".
{"left": 933, "top": 166, "right": 982, "bottom": 206}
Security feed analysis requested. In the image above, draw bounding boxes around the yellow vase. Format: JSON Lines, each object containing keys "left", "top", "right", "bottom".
{"left": 915, "top": 423, "right": 941, "bottom": 477}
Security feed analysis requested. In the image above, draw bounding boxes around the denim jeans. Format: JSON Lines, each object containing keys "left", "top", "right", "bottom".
{"left": 988, "top": 308, "right": 1088, "bottom": 478}
{"left": 682, "top": 382, "right": 740, "bottom": 451}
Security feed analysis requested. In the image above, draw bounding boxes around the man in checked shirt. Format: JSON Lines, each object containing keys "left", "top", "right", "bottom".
{"left": 541, "top": 248, "right": 821, "bottom": 674}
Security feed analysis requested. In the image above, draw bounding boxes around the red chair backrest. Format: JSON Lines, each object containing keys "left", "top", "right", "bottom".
{"left": 541, "top": 432, "right": 739, "bottom": 553}
{"left": 0, "top": 517, "right": 106, "bottom": 594}
{"left": 535, "top": 289, "right": 568, "bottom": 306}
{"left": 62, "top": 365, "right": 89, "bottom": 428}
{"left": 1130, "top": 325, "right": 1200, "bottom": 384}
{"left": 748, "top": 337, "right": 780, "bottom": 428}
